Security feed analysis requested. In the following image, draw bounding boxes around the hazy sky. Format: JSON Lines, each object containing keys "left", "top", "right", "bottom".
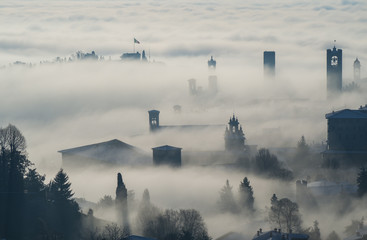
{"left": 1, "top": 1, "right": 367, "bottom": 238}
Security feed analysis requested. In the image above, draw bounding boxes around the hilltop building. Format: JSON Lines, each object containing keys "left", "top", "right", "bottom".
{"left": 58, "top": 139, "right": 150, "bottom": 167}
{"left": 152, "top": 145, "right": 182, "bottom": 167}
{"left": 253, "top": 228, "right": 308, "bottom": 240}
{"left": 264, "top": 51, "right": 275, "bottom": 79}
{"left": 322, "top": 104, "right": 367, "bottom": 166}
{"left": 327, "top": 45, "right": 342, "bottom": 98}
{"left": 121, "top": 50, "right": 148, "bottom": 62}
{"left": 354, "top": 58, "right": 361, "bottom": 81}
{"left": 76, "top": 50, "right": 99, "bottom": 60}
{"left": 224, "top": 115, "right": 245, "bottom": 151}
{"left": 148, "top": 110, "right": 223, "bottom": 132}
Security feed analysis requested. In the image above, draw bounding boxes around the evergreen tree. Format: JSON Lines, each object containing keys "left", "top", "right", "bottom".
{"left": 325, "top": 231, "right": 340, "bottom": 240}
{"left": 357, "top": 167, "right": 367, "bottom": 197}
{"left": 238, "top": 177, "right": 255, "bottom": 213}
{"left": 116, "top": 172, "right": 130, "bottom": 236}
{"left": 48, "top": 168, "right": 80, "bottom": 239}
{"left": 305, "top": 220, "right": 321, "bottom": 240}
{"left": 217, "top": 180, "right": 238, "bottom": 214}
{"left": 297, "top": 136, "right": 310, "bottom": 156}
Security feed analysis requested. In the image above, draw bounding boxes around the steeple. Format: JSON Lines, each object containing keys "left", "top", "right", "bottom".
{"left": 224, "top": 114, "right": 245, "bottom": 151}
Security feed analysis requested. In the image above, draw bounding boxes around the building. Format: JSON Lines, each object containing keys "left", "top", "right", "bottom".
{"left": 264, "top": 51, "right": 275, "bottom": 78}
{"left": 322, "top": 104, "right": 367, "bottom": 165}
{"left": 224, "top": 115, "right": 245, "bottom": 151}
{"left": 327, "top": 45, "right": 342, "bottom": 98}
{"left": 120, "top": 50, "right": 148, "bottom": 62}
{"left": 58, "top": 139, "right": 150, "bottom": 167}
{"left": 148, "top": 110, "right": 224, "bottom": 132}
{"left": 208, "top": 56, "right": 218, "bottom": 95}
{"left": 253, "top": 228, "right": 308, "bottom": 240}
{"left": 188, "top": 78, "right": 197, "bottom": 96}
{"left": 354, "top": 58, "right": 361, "bottom": 81}
{"left": 152, "top": 145, "right": 182, "bottom": 167}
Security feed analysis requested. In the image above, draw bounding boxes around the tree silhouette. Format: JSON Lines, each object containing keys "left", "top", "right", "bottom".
{"left": 357, "top": 167, "right": 367, "bottom": 197}
{"left": 238, "top": 177, "right": 255, "bottom": 213}
{"left": 217, "top": 180, "right": 238, "bottom": 213}
{"left": 269, "top": 196, "right": 302, "bottom": 232}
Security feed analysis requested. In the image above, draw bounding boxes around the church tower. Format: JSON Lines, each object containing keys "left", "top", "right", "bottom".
{"left": 224, "top": 115, "right": 245, "bottom": 151}
{"left": 326, "top": 44, "right": 342, "bottom": 99}
{"left": 208, "top": 56, "right": 218, "bottom": 95}
{"left": 354, "top": 58, "right": 360, "bottom": 81}
{"left": 148, "top": 110, "right": 160, "bottom": 132}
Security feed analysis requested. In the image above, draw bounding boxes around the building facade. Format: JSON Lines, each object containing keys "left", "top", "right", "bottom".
{"left": 354, "top": 58, "right": 361, "bottom": 81}
{"left": 152, "top": 145, "right": 182, "bottom": 167}
{"left": 224, "top": 115, "right": 245, "bottom": 151}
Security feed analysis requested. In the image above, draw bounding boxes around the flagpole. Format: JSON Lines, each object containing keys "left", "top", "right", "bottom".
{"left": 133, "top": 38, "right": 135, "bottom": 53}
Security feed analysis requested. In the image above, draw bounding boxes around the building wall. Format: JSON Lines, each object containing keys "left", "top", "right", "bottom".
{"left": 327, "top": 118, "right": 367, "bottom": 151}
{"left": 153, "top": 149, "right": 181, "bottom": 167}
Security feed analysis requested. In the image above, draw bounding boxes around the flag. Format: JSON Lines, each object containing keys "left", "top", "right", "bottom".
{"left": 134, "top": 38, "right": 140, "bottom": 44}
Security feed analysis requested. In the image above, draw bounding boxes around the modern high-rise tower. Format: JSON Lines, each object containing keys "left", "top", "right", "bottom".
{"left": 326, "top": 45, "right": 342, "bottom": 98}
{"left": 354, "top": 58, "right": 360, "bottom": 81}
{"left": 264, "top": 51, "right": 275, "bottom": 79}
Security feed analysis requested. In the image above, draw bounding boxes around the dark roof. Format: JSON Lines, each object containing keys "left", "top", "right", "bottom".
{"left": 59, "top": 139, "right": 149, "bottom": 165}
{"left": 325, "top": 109, "right": 367, "bottom": 119}
{"left": 122, "top": 235, "right": 157, "bottom": 240}
{"left": 152, "top": 145, "right": 182, "bottom": 151}
{"left": 59, "top": 139, "right": 136, "bottom": 154}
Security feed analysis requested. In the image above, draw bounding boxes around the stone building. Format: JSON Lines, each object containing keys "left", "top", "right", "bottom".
{"left": 327, "top": 45, "right": 342, "bottom": 98}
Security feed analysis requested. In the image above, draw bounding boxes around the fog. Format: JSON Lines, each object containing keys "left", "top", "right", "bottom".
{"left": 1, "top": 0, "right": 367, "bottom": 239}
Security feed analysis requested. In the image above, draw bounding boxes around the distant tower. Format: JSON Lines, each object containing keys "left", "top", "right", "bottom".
{"left": 354, "top": 58, "right": 360, "bottom": 81}
{"left": 208, "top": 56, "right": 218, "bottom": 95}
{"left": 116, "top": 173, "right": 130, "bottom": 235}
{"left": 224, "top": 115, "right": 245, "bottom": 151}
{"left": 264, "top": 51, "right": 275, "bottom": 78}
{"left": 148, "top": 110, "right": 160, "bottom": 132}
{"left": 188, "top": 78, "right": 197, "bottom": 95}
{"left": 327, "top": 44, "right": 342, "bottom": 98}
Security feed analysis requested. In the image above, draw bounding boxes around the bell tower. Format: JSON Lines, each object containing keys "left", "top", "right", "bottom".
{"left": 148, "top": 110, "right": 160, "bottom": 132}
{"left": 224, "top": 115, "right": 245, "bottom": 151}
{"left": 326, "top": 43, "right": 342, "bottom": 99}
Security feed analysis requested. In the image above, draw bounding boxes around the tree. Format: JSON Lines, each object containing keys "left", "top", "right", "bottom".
{"left": 252, "top": 148, "right": 293, "bottom": 180}
{"left": 344, "top": 218, "right": 364, "bottom": 236}
{"left": 116, "top": 172, "right": 130, "bottom": 236}
{"left": 179, "top": 209, "right": 211, "bottom": 240}
{"left": 48, "top": 169, "right": 80, "bottom": 239}
{"left": 325, "top": 231, "right": 340, "bottom": 240}
{"left": 238, "top": 177, "right": 255, "bottom": 213}
{"left": 136, "top": 189, "right": 160, "bottom": 237}
{"left": 297, "top": 136, "right": 310, "bottom": 156}
{"left": 97, "top": 195, "right": 114, "bottom": 209}
{"left": 217, "top": 180, "right": 238, "bottom": 214}
{"left": 269, "top": 196, "right": 302, "bottom": 232}
{"left": 0, "top": 124, "right": 30, "bottom": 239}
{"left": 357, "top": 167, "right": 367, "bottom": 197}
{"left": 304, "top": 220, "right": 321, "bottom": 240}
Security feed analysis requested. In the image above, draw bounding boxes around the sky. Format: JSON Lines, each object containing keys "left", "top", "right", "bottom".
{"left": 0, "top": 0, "right": 367, "bottom": 238}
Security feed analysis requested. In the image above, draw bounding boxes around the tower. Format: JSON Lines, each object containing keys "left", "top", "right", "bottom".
{"left": 224, "top": 115, "right": 246, "bottom": 151}
{"left": 354, "top": 58, "right": 360, "bottom": 81}
{"left": 188, "top": 78, "right": 197, "bottom": 95}
{"left": 264, "top": 51, "right": 275, "bottom": 79}
{"left": 148, "top": 110, "right": 160, "bottom": 132}
{"left": 327, "top": 45, "right": 342, "bottom": 98}
{"left": 208, "top": 56, "right": 218, "bottom": 94}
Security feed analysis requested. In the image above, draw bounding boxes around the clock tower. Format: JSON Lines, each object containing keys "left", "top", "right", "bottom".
{"left": 326, "top": 44, "right": 342, "bottom": 99}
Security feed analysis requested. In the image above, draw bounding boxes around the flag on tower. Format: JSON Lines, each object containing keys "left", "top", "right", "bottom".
{"left": 134, "top": 38, "right": 140, "bottom": 44}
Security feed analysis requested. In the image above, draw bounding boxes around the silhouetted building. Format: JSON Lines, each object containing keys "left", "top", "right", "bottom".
{"left": 120, "top": 50, "right": 147, "bottom": 62}
{"left": 322, "top": 105, "right": 367, "bottom": 166}
{"left": 253, "top": 229, "right": 309, "bottom": 240}
{"left": 264, "top": 51, "right": 275, "bottom": 78}
{"left": 224, "top": 115, "right": 245, "bottom": 151}
{"left": 327, "top": 45, "right": 342, "bottom": 98}
{"left": 208, "top": 56, "right": 216, "bottom": 69}
{"left": 188, "top": 78, "right": 197, "bottom": 95}
{"left": 58, "top": 139, "right": 150, "bottom": 167}
{"left": 152, "top": 145, "right": 182, "bottom": 167}
{"left": 148, "top": 110, "right": 160, "bottom": 132}
{"left": 354, "top": 58, "right": 361, "bottom": 81}
{"left": 76, "top": 50, "right": 99, "bottom": 60}
{"left": 148, "top": 109, "right": 223, "bottom": 132}
{"left": 208, "top": 56, "right": 218, "bottom": 95}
